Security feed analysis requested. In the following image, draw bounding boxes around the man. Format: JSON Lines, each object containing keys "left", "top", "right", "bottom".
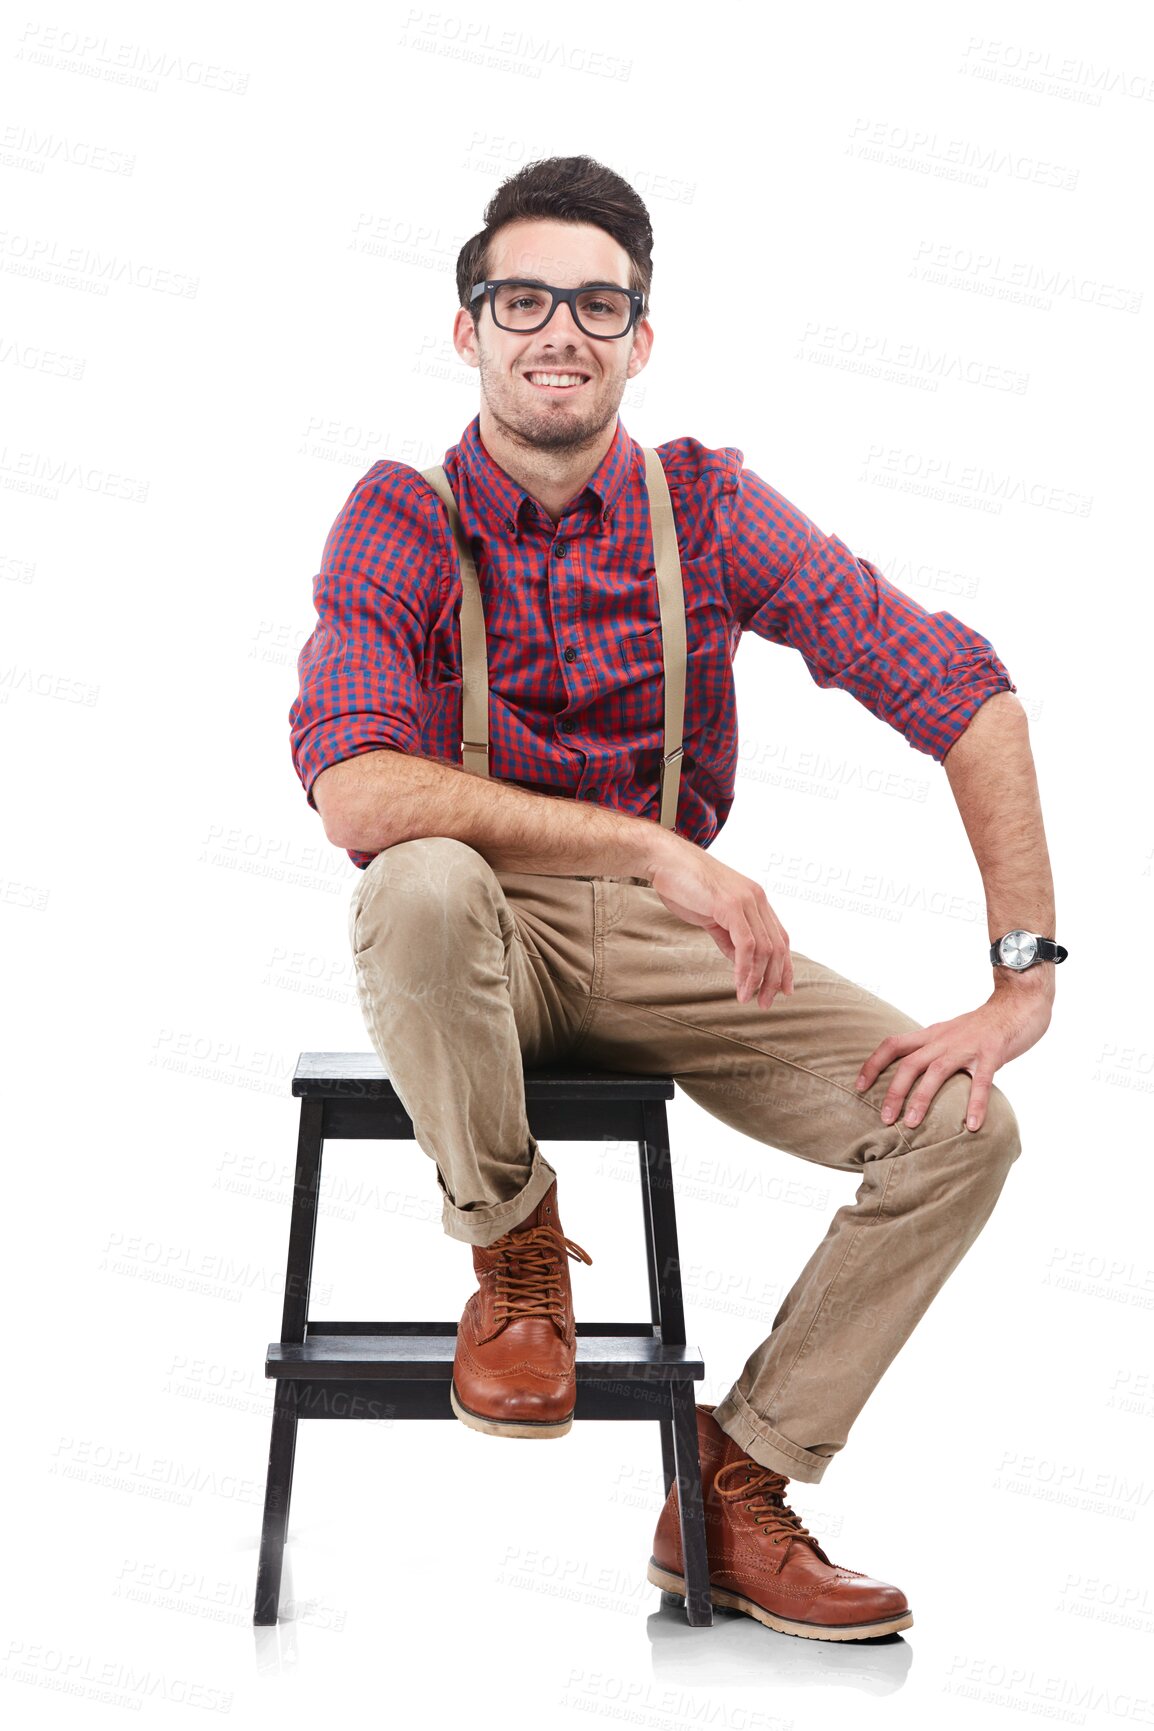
{"left": 288, "top": 155, "right": 1062, "bottom": 1641}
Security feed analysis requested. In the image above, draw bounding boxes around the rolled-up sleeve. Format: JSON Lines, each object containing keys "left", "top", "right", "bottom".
{"left": 722, "top": 457, "right": 1016, "bottom": 762}
{"left": 288, "top": 464, "right": 445, "bottom": 810}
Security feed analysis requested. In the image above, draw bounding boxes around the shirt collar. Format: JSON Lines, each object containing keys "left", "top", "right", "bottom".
{"left": 452, "top": 411, "right": 637, "bottom": 540}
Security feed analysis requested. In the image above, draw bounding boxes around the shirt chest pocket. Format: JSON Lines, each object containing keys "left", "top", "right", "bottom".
{"left": 619, "top": 623, "right": 664, "bottom": 687}
{"left": 618, "top": 590, "right": 735, "bottom": 689}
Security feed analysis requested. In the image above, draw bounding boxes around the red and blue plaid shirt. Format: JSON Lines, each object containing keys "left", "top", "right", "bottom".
{"left": 289, "top": 414, "right": 1015, "bottom": 871}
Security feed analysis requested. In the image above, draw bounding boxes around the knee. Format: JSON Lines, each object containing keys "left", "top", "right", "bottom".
{"left": 981, "top": 1082, "right": 1022, "bottom": 1166}
{"left": 362, "top": 836, "right": 488, "bottom": 894}
{"left": 899, "top": 1076, "right": 1021, "bottom": 1237}
{"left": 350, "top": 838, "right": 497, "bottom": 955}
{"left": 951, "top": 1075, "right": 1022, "bottom": 1187}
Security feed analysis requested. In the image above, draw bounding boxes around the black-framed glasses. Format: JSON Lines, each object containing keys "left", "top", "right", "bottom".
{"left": 469, "top": 278, "right": 643, "bottom": 339}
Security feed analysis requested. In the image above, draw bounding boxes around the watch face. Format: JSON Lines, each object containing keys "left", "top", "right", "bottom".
{"left": 999, "top": 930, "right": 1038, "bottom": 969}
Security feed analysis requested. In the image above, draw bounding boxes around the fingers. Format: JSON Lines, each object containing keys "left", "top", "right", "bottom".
{"left": 660, "top": 857, "right": 792, "bottom": 1011}
{"left": 881, "top": 1057, "right": 955, "bottom": 1127}
{"left": 854, "top": 1031, "right": 922, "bottom": 1094}
{"left": 731, "top": 894, "right": 791, "bottom": 1009}
{"left": 961, "top": 1074, "right": 992, "bottom": 1132}
{"left": 732, "top": 904, "right": 759, "bottom": 1003}
{"left": 710, "top": 926, "right": 737, "bottom": 962}
{"left": 755, "top": 919, "right": 791, "bottom": 1008}
{"left": 859, "top": 1039, "right": 990, "bottom": 1133}
{"left": 877, "top": 1049, "right": 943, "bottom": 1124}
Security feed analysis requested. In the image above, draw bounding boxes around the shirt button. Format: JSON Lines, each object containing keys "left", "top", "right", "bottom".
{"left": 563, "top": 646, "right": 577, "bottom": 662}
{"left": 554, "top": 540, "right": 568, "bottom": 558}
{"left": 559, "top": 719, "right": 573, "bottom": 733}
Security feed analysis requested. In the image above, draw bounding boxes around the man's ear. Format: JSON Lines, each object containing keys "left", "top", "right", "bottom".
{"left": 628, "top": 317, "right": 655, "bottom": 378}
{"left": 453, "top": 307, "right": 481, "bottom": 371}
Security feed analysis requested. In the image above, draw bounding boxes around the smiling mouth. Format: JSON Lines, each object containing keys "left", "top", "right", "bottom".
{"left": 522, "top": 371, "right": 591, "bottom": 393}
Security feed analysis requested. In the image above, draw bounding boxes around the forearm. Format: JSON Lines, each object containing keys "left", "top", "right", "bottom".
{"left": 943, "top": 690, "right": 1056, "bottom": 996}
{"left": 315, "top": 747, "right": 685, "bottom": 879}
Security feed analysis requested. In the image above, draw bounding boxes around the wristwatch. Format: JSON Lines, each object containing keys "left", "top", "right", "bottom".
{"left": 989, "top": 930, "right": 1068, "bottom": 971}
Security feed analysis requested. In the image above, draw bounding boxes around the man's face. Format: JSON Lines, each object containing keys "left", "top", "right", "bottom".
{"left": 453, "top": 218, "right": 653, "bottom": 453}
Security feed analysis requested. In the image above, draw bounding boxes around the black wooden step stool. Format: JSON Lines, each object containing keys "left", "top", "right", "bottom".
{"left": 253, "top": 1053, "right": 712, "bottom": 1627}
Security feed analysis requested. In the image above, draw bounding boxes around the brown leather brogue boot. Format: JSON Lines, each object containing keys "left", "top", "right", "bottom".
{"left": 648, "top": 1404, "right": 912, "bottom": 1639}
{"left": 450, "top": 1180, "right": 593, "bottom": 1439}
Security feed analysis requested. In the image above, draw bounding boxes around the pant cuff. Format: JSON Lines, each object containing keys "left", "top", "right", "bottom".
{"left": 439, "top": 1143, "right": 560, "bottom": 1247}
{"left": 711, "top": 1385, "right": 832, "bottom": 1485}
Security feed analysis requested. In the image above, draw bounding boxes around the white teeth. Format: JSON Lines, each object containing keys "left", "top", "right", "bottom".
{"left": 526, "top": 372, "right": 586, "bottom": 387}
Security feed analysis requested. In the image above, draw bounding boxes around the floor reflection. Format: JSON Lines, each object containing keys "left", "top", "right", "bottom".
{"left": 647, "top": 1595, "right": 913, "bottom": 1692}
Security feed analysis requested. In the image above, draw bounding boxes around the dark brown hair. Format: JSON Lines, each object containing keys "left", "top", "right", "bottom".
{"left": 455, "top": 154, "right": 654, "bottom": 329}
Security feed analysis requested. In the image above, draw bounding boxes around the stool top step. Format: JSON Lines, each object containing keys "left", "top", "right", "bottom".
{"left": 293, "top": 1053, "right": 674, "bottom": 1101}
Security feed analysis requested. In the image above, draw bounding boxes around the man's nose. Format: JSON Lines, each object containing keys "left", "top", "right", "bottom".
{"left": 543, "top": 298, "right": 584, "bottom": 341}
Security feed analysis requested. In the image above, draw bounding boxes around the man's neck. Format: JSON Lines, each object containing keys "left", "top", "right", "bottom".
{"left": 476, "top": 411, "right": 617, "bottom": 527}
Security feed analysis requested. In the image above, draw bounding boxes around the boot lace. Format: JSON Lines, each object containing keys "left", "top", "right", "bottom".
{"left": 492, "top": 1225, "right": 593, "bottom": 1326}
{"left": 712, "top": 1460, "right": 821, "bottom": 1551}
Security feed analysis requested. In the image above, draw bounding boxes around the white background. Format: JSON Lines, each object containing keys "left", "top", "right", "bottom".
{"left": 3, "top": 0, "right": 1151, "bottom": 1725}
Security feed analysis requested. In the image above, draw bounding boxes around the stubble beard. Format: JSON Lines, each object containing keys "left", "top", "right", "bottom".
{"left": 477, "top": 342, "right": 628, "bottom": 455}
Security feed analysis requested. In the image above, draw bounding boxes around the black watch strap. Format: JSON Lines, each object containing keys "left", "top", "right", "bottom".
{"left": 989, "top": 935, "right": 1068, "bottom": 966}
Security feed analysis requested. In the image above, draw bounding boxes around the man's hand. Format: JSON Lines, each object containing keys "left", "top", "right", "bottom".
{"left": 853, "top": 975, "right": 1054, "bottom": 1132}
{"left": 647, "top": 840, "right": 793, "bottom": 1009}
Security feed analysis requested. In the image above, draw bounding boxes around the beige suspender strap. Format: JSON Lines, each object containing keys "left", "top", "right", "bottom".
{"left": 419, "top": 465, "right": 491, "bottom": 779}
{"left": 642, "top": 447, "right": 687, "bottom": 830}
{"left": 418, "top": 448, "right": 687, "bottom": 828}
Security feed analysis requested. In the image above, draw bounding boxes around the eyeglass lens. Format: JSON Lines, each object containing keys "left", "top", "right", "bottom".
{"left": 492, "top": 282, "right": 631, "bottom": 336}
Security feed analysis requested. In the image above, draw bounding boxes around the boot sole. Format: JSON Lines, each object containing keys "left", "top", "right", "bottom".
{"left": 647, "top": 1561, "right": 913, "bottom": 1640}
{"left": 450, "top": 1381, "right": 573, "bottom": 1439}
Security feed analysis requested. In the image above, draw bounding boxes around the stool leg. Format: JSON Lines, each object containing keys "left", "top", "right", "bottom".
{"left": 254, "top": 1382, "right": 298, "bottom": 1625}
{"left": 255, "top": 1093, "right": 323, "bottom": 1625}
{"left": 669, "top": 1381, "right": 713, "bottom": 1627}
{"left": 280, "top": 1098, "right": 325, "bottom": 1344}
{"left": 642, "top": 1135, "right": 677, "bottom": 1495}
{"left": 658, "top": 1416, "right": 675, "bottom": 1498}
{"left": 638, "top": 1102, "right": 687, "bottom": 1345}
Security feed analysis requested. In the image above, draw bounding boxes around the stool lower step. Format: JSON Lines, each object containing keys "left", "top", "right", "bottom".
{"left": 265, "top": 1379, "right": 699, "bottom": 1421}
{"left": 267, "top": 1326, "right": 704, "bottom": 1383}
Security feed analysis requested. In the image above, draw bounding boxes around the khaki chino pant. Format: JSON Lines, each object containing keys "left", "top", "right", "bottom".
{"left": 349, "top": 836, "right": 1022, "bottom": 1484}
